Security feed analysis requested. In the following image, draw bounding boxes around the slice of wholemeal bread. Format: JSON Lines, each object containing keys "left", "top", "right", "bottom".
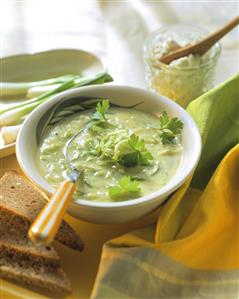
{"left": 0, "top": 230, "right": 59, "bottom": 261}
{"left": 0, "top": 264, "right": 71, "bottom": 295}
{"left": 0, "top": 243, "right": 71, "bottom": 295}
{"left": 0, "top": 171, "right": 74, "bottom": 294}
{"left": 0, "top": 171, "right": 83, "bottom": 251}
{"left": 0, "top": 242, "right": 59, "bottom": 268}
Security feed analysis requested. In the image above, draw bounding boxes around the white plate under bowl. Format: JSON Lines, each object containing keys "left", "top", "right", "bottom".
{"left": 0, "top": 49, "right": 103, "bottom": 158}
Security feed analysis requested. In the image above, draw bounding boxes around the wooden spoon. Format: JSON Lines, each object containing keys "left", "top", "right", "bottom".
{"left": 160, "top": 15, "right": 239, "bottom": 65}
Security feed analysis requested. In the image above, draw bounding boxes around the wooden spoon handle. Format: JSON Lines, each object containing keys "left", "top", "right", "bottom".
{"left": 28, "top": 180, "right": 75, "bottom": 244}
{"left": 161, "top": 15, "right": 239, "bottom": 64}
{"left": 195, "top": 15, "right": 239, "bottom": 55}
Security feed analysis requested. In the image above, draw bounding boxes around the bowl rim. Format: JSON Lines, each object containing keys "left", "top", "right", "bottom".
{"left": 16, "top": 84, "right": 202, "bottom": 209}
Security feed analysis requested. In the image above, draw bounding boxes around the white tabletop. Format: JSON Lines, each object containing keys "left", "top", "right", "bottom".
{"left": 1, "top": 1, "right": 239, "bottom": 87}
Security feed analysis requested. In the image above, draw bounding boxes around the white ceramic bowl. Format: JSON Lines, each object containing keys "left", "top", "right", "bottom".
{"left": 16, "top": 85, "right": 201, "bottom": 224}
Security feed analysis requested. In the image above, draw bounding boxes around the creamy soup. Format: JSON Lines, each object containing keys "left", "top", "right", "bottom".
{"left": 37, "top": 104, "right": 183, "bottom": 202}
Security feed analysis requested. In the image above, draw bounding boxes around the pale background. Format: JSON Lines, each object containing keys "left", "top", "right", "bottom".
{"left": 0, "top": 1, "right": 239, "bottom": 298}
{"left": 1, "top": 1, "right": 239, "bottom": 87}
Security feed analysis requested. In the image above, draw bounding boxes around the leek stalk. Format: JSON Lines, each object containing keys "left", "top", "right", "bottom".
{"left": 1, "top": 74, "right": 76, "bottom": 97}
{"left": 0, "top": 71, "right": 113, "bottom": 131}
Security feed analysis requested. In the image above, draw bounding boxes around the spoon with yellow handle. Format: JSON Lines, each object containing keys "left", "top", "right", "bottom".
{"left": 160, "top": 15, "right": 239, "bottom": 65}
{"left": 28, "top": 129, "right": 86, "bottom": 244}
{"left": 28, "top": 177, "right": 77, "bottom": 244}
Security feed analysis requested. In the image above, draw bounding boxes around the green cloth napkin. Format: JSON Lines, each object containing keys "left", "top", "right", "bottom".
{"left": 187, "top": 73, "right": 239, "bottom": 189}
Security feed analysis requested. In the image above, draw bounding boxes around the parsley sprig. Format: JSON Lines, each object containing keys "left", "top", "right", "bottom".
{"left": 118, "top": 134, "right": 153, "bottom": 167}
{"left": 88, "top": 99, "right": 111, "bottom": 131}
{"left": 159, "top": 111, "right": 183, "bottom": 144}
{"left": 86, "top": 128, "right": 153, "bottom": 168}
{"left": 108, "top": 176, "right": 141, "bottom": 197}
{"left": 92, "top": 99, "right": 109, "bottom": 122}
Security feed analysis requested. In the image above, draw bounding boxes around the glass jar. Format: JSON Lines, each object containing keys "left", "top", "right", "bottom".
{"left": 144, "top": 25, "right": 221, "bottom": 108}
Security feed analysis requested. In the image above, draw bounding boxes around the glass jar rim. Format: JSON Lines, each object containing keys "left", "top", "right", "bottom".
{"left": 144, "top": 25, "right": 221, "bottom": 71}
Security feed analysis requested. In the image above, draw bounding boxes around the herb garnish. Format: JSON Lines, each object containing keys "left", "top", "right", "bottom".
{"left": 85, "top": 128, "right": 153, "bottom": 168}
{"left": 108, "top": 176, "right": 141, "bottom": 197}
{"left": 159, "top": 111, "right": 183, "bottom": 144}
{"left": 88, "top": 99, "right": 111, "bottom": 131}
{"left": 117, "top": 134, "right": 153, "bottom": 167}
{"left": 92, "top": 99, "right": 109, "bottom": 122}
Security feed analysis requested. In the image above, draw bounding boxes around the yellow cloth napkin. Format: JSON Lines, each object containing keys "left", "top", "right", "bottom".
{"left": 91, "top": 74, "right": 239, "bottom": 299}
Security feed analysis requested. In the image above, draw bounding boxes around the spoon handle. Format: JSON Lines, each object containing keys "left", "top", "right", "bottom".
{"left": 196, "top": 15, "right": 239, "bottom": 55}
{"left": 160, "top": 15, "right": 239, "bottom": 64}
{"left": 28, "top": 180, "right": 75, "bottom": 244}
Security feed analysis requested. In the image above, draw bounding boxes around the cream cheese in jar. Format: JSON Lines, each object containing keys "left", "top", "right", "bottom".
{"left": 144, "top": 26, "right": 221, "bottom": 108}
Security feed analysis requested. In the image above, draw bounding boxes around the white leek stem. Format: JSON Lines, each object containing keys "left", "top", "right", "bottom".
{"left": 1, "top": 124, "right": 21, "bottom": 144}
{"left": 27, "top": 84, "right": 60, "bottom": 99}
{"left": 0, "top": 101, "right": 39, "bottom": 127}
{"left": 0, "top": 74, "right": 75, "bottom": 97}
{"left": 1, "top": 82, "right": 35, "bottom": 97}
